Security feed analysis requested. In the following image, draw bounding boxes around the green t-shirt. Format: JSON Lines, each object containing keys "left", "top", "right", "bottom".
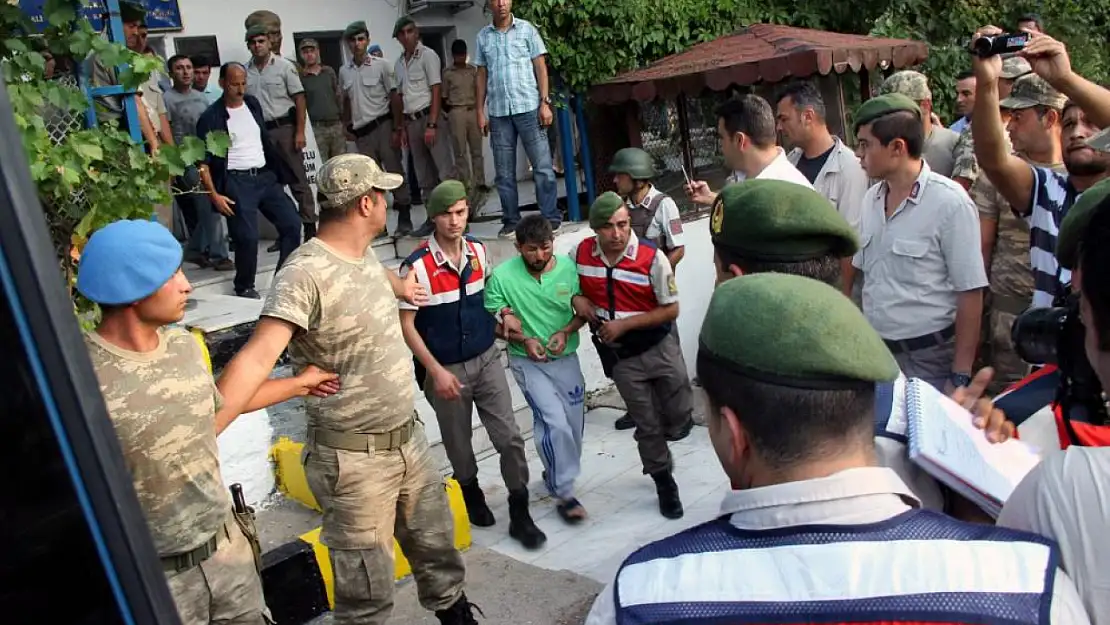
{"left": 484, "top": 255, "right": 580, "bottom": 359}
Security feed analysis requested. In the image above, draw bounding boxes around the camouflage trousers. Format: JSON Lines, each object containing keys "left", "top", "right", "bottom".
{"left": 304, "top": 423, "right": 466, "bottom": 625}
{"left": 987, "top": 308, "right": 1031, "bottom": 392}
{"left": 166, "top": 518, "right": 271, "bottom": 625}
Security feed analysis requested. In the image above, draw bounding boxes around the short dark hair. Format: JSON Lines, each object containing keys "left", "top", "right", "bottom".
{"left": 715, "top": 95, "right": 777, "bottom": 148}
{"left": 775, "top": 81, "right": 827, "bottom": 122}
{"left": 451, "top": 39, "right": 467, "bottom": 55}
{"left": 866, "top": 110, "right": 924, "bottom": 158}
{"left": 166, "top": 54, "right": 190, "bottom": 72}
{"left": 515, "top": 214, "right": 553, "bottom": 246}
{"left": 715, "top": 246, "right": 842, "bottom": 286}
{"left": 697, "top": 353, "right": 875, "bottom": 470}
{"left": 190, "top": 55, "right": 212, "bottom": 69}
{"left": 1017, "top": 13, "right": 1042, "bottom": 29}
{"left": 1080, "top": 196, "right": 1110, "bottom": 350}
{"left": 956, "top": 70, "right": 975, "bottom": 82}
{"left": 219, "top": 62, "right": 245, "bottom": 80}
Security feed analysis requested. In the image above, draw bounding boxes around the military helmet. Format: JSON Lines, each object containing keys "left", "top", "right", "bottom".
{"left": 608, "top": 148, "right": 656, "bottom": 180}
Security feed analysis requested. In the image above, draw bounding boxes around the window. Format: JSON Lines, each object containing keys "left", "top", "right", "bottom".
{"left": 173, "top": 35, "right": 220, "bottom": 66}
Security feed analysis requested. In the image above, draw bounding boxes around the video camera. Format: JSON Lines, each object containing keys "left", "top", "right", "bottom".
{"left": 970, "top": 32, "right": 1031, "bottom": 58}
{"left": 1011, "top": 292, "right": 1109, "bottom": 442}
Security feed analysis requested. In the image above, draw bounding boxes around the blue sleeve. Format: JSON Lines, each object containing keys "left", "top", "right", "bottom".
{"left": 528, "top": 23, "right": 548, "bottom": 59}
{"left": 473, "top": 30, "right": 487, "bottom": 68}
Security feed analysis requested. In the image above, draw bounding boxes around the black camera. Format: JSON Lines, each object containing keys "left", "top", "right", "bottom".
{"left": 971, "top": 32, "right": 1031, "bottom": 58}
{"left": 1011, "top": 293, "right": 1108, "bottom": 435}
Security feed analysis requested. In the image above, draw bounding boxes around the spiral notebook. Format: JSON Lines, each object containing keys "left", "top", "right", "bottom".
{"left": 904, "top": 378, "right": 1042, "bottom": 518}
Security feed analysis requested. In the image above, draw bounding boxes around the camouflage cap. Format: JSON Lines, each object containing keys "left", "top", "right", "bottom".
{"left": 393, "top": 15, "right": 415, "bottom": 38}
{"left": 1056, "top": 177, "right": 1110, "bottom": 270}
{"left": 710, "top": 180, "right": 859, "bottom": 261}
{"left": 317, "top": 154, "right": 404, "bottom": 207}
{"left": 589, "top": 191, "right": 625, "bottom": 230}
{"left": 879, "top": 70, "right": 932, "bottom": 102}
{"left": 699, "top": 273, "right": 899, "bottom": 387}
{"left": 1000, "top": 56, "right": 1033, "bottom": 80}
{"left": 245, "top": 24, "right": 269, "bottom": 41}
{"left": 299, "top": 38, "right": 319, "bottom": 50}
{"left": 426, "top": 180, "right": 467, "bottom": 219}
{"left": 344, "top": 20, "right": 369, "bottom": 40}
{"left": 854, "top": 93, "right": 921, "bottom": 133}
{"left": 1086, "top": 126, "right": 1110, "bottom": 153}
{"left": 1000, "top": 74, "right": 1066, "bottom": 110}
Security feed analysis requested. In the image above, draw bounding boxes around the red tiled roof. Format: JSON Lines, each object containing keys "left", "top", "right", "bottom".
{"left": 590, "top": 23, "right": 929, "bottom": 105}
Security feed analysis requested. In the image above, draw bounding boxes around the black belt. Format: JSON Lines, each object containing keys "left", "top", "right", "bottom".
{"left": 351, "top": 112, "right": 393, "bottom": 138}
{"left": 445, "top": 104, "right": 475, "bottom": 112}
{"left": 228, "top": 166, "right": 269, "bottom": 177}
{"left": 264, "top": 110, "right": 295, "bottom": 130}
{"left": 404, "top": 106, "right": 431, "bottom": 121}
{"left": 883, "top": 324, "right": 956, "bottom": 355}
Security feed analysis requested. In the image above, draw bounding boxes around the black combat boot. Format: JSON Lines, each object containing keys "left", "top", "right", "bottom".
{"left": 458, "top": 478, "right": 495, "bottom": 527}
{"left": 395, "top": 204, "right": 414, "bottom": 236}
{"left": 435, "top": 593, "right": 481, "bottom": 624}
{"left": 507, "top": 488, "right": 547, "bottom": 549}
{"left": 651, "top": 471, "right": 684, "bottom": 519}
{"left": 302, "top": 221, "right": 317, "bottom": 243}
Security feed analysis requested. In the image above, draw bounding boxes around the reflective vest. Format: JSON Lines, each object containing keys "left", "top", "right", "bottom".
{"left": 402, "top": 237, "right": 496, "bottom": 366}
{"left": 575, "top": 236, "right": 670, "bottom": 359}
{"left": 614, "top": 509, "right": 1057, "bottom": 625}
{"left": 628, "top": 192, "right": 672, "bottom": 252}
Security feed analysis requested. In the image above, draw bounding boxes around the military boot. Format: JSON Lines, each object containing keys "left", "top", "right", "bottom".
{"left": 651, "top": 471, "right": 684, "bottom": 519}
{"left": 507, "top": 488, "right": 547, "bottom": 549}
{"left": 394, "top": 204, "right": 414, "bottom": 236}
{"left": 435, "top": 593, "right": 481, "bottom": 624}
{"left": 458, "top": 478, "right": 495, "bottom": 527}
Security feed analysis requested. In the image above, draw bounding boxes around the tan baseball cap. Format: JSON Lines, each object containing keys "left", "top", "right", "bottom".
{"left": 317, "top": 154, "right": 404, "bottom": 207}
{"left": 879, "top": 71, "right": 931, "bottom": 102}
{"left": 299, "top": 38, "right": 319, "bottom": 50}
{"left": 1000, "top": 74, "right": 1067, "bottom": 110}
{"left": 1000, "top": 56, "right": 1033, "bottom": 80}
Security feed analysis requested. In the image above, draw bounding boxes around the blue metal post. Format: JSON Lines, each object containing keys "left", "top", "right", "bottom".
{"left": 573, "top": 93, "right": 596, "bottom": 206}
{"left": 84, "top": 0, "right": 143, "bottom": 143}
{"left": 556, "top": 104, "right": 580, "bottom": 222}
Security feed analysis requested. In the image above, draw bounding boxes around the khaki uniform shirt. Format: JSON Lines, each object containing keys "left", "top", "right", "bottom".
{"left": 339, "top": 56, "right": 395, "bottom": 128}
{"left": 852, "top": 162, "right": 989, "bottom": 340}
{"left": 261, "top": 238, "right": 415, "bottom": 433}
{"left": 787, "top": 138, "right": 870, "bottom": 233}
{"left": 922, "top": 125, "right": 961, "bottom": 178}
{"left": 442, "top": 64, "right": 479, "bottom": 107}
{"left": 245, "top": 53, "right": 304, "bottom": 122}
{"left": 395, "top": 43, "right": 442, "bottom": 115}
{"left": 587, "top": 467, "right": 1091, "bottom": 624}
{"left": 84, "top": 328, "right": 229, "bottom": 557}
{"left": 999, "top": 447, "right": 1110, "bottom": 624}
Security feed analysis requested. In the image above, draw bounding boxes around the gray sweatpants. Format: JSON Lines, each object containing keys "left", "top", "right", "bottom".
{"left": 509, "top": 353, "right": 586, "bottom": 500}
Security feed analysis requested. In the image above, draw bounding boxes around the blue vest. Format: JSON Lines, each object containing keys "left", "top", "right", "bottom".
{"left": 614, "top": 509, "right": 1058, "bottom": 625}
{"left": 403, "top": 237, "right": 496, "bottom": 366}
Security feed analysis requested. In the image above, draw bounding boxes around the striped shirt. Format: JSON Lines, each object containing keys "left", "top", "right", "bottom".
{"left": 1028, "top": 165, "right": 1076, "bottom": 308}
{"left": 474, "top": 16, "right": 547, "bottom": 118}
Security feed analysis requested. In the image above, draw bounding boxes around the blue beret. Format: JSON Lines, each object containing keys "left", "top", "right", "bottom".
{"left": 77, "top": 220, "right": 183, "bottom": 305}
{"left": 368, "top": 43, "right": 382, "bottom": 54}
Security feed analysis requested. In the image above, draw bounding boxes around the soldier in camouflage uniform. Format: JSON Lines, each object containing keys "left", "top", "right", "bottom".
{"left": 217, "top": 154, "right": 480, "bottom": 625}
{"left": 76, "top": 219, "right": 338, "bottom": 625}
{"left": 951, "top": 57, "right": 1033, "bottom": 189}
{"left": 879, "top": 71, "right": 961, "bottom": 177}
{"left": 975, "top": 73, "right": 1067, "bottom": 390}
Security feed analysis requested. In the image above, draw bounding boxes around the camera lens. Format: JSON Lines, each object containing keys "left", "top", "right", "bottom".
{"left": 1011, "top": 306, "right": 1069, "bottom": 365}
{"left": 972, "top": 36, "right": 997, "bottom": 58}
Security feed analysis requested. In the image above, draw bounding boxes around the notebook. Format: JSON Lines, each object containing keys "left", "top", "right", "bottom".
{"left": 905, "top": 378, "right": 1043, "bottom": 518}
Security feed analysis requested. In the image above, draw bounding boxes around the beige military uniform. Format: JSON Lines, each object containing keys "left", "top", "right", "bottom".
{"left": 85, "top": 328, "right": 269, "bottom": 625}
{"left": 340, "top": 56, "right": 411, "bottom": 206}
{"left": 396, "top": 43, "right": 456, "bottom": 199}
{"left": 442, "top": 63, "right": 486, "bottom": 190}
{"left": 261, "top": 237, "right": 464, "bottom": 624}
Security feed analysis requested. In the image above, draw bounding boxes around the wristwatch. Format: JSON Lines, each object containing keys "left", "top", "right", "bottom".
{"left": 426, "top": 122, "right": 437, "bottom": 129}
{"left": 949, "top": 372, "right": 972, "bottom": 388}
{"left": 541, "top": 96, "right": 552, "bottom": 105}
{"left": 496, "top": 307, "right": 514, "bottom": 323}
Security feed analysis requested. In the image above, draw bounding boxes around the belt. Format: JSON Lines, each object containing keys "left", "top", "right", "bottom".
{"left": 161, "top": 533, "right": 219, "bottom": 574}
{"left": 446, "top": 104, "right": 475, "bottom": 112}
{"left": 404, "top": 106, "right": 432, "bottom": 121}
{"left": 308, "top": 416, "right": 416, "bottom": 452}
{"left": 991, "top": 293, "right": 1031, "bottom": 317}
{"left": 228, "top": 166, "right": 268, "bottom": 177}
{"left": 264, "top": 110, "right": 295, "bottom": 130}
{"left": 883, "top": 324, "right": 956, "bottom": 355}
{"left": 351, "top": 112, "right": 393, "bottom": 138}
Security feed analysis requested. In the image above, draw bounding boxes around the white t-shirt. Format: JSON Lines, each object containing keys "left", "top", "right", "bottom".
{"left": 225, "top": 103, "right": 266, "bottom": 171}
{"left": 727, "top": 148, "right": 814, "bottom": 189}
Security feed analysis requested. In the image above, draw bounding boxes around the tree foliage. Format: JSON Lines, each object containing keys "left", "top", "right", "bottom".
{"left": 518, "top": 0, "right": 1110, "bottom": 123}
{"left": 0, "top": 0, "right": 228, "bottom": 316}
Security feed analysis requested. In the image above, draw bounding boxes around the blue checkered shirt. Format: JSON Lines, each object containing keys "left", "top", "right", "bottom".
{"left": 474, "top": 16, "right": 547, "bottom": 118}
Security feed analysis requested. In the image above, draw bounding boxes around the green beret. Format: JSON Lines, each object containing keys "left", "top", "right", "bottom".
{"left": 854, "top": 93, "right": 921, "bottom": 133}
{"left": 245, "top": 24, "right": 269, "bottom": 40}
{"left": 1057, "top": 178, "right": 1110, "bottom": 270}
{"left": 427, "top": 180, "right": 468, "bottom": 219}
{"left": 589, "top": 191, "right": 625, "bottom": 230}
{"left": 699, "top": 273, "right": 899, "bottom": 387}
{"left": 344, "top": 21, "right": 368, "bottom": 39}
{"left": 710, "top": 180, "right": 859, "bottom": 261}
{"left": 393, "top": 15, "right": 415, "bottom": 38}
{"left": 120, "top": 1, "right": 145, "bottom": 24}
